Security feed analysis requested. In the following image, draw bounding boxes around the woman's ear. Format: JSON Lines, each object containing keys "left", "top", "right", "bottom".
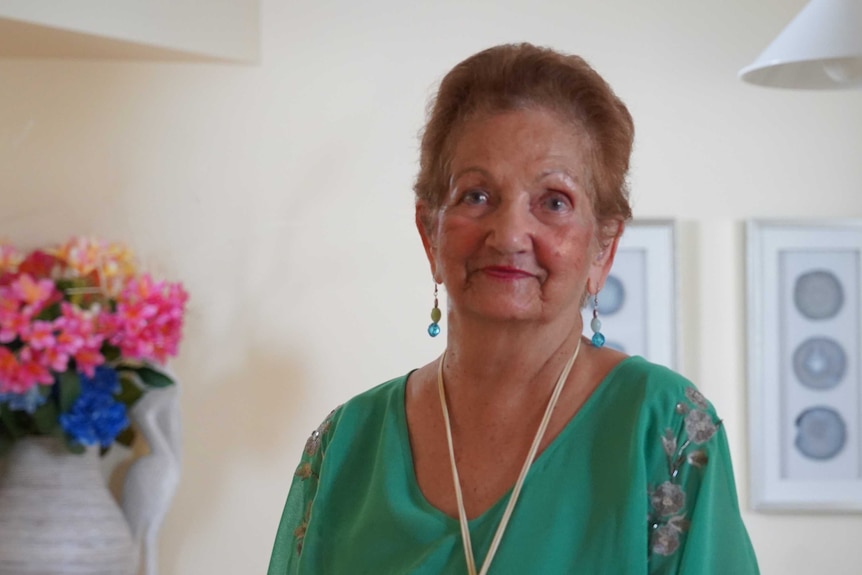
{"left": 415, "top": 203, "right": 439, "bottom": 280}
{"left": 588, "top": 218, "right": 625, "bottom": 291}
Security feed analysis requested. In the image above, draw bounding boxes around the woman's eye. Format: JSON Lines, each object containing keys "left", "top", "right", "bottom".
{"left": 542, "top": 193, "right": 572, "bottom": 212}
{"left": 461, "top": 190, "right": 489, "bottom": 205}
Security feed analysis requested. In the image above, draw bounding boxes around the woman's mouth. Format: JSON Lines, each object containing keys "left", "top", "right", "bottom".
{"left": 481, "top": 266, "right": 534, "bottom": 279}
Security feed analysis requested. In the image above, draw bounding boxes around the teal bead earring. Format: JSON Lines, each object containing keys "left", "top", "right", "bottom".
{"left": 590, "top": 292, "right": 605, "bottom": 347}
{"left": 428, "top": 283, "right": 441, "bottom": 337}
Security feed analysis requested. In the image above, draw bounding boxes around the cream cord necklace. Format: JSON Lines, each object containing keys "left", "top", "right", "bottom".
{"left": 436, "top": 338, "right": 583, "bottom": 575}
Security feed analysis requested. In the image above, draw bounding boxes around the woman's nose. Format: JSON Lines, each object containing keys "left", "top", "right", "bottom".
{"left": 484, "top": 198, "right": 533, "bottom": 253}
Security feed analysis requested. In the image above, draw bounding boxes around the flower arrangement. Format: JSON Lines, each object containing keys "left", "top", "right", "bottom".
{"left": 0, "top": 238, "right": 188, "bottom": 456}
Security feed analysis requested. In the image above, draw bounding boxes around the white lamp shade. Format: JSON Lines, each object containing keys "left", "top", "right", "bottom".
{"left": 739, "top": 0, "right": 862, "bottom": 89}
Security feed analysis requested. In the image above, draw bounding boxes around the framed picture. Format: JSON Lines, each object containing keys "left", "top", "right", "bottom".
{"left": 747, "top": 220, "right": 862, "bottom": 511}
{"left": 582, "top": 219, "right": 678, "bottom": 370}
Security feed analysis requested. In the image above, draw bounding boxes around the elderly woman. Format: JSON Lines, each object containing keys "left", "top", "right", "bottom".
{"left": 268, "top": 43, "right": 759, "bottom": 574}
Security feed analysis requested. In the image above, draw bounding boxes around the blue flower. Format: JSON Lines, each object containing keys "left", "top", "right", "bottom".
{"left": 0, "top": 387, "right": 48, "bottom": 414}
{"left": 80, "top": 365, "right": 121, "bottom": 396}
{"left": 59, "top": 366, "right": 129, "bottom": 447}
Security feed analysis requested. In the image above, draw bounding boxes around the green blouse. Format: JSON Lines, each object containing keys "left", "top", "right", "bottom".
{"left": 268, "top": 356, "right": 759, "bottom": 574}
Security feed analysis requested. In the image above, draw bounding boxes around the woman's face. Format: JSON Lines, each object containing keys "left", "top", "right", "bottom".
{"left": 417, "top": 107, "right": 620, "bottom": 327}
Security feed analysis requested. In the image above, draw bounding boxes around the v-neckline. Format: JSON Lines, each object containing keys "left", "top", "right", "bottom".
{"left": 397, "top": 355, "right": 641, "bottom": 526}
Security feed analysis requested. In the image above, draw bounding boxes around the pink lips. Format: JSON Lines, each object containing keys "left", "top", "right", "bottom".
{"left": 481, "top": 266, "right": 534, "bottom": 280}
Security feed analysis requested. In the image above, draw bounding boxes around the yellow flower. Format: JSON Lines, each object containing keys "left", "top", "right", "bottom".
{"left": 0, "top": 242, "right": 23, "bottom": 274}
{"left": 100, "top": 242, "right": 137, "bottom": 295}
{"left": 52, "top": 237, "right": 137, "bottom": 295}
{"left": 53, "top": 237, "right": 103, "bottom": 276}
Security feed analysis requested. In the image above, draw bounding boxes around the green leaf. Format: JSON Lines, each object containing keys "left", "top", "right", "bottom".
{"left": 0, "top": 405, "right": 25, "bottom": 438}
{"left": 32, "top": 401, "right": 59, "bottom": 434}
{"left": 55, "top": 278, "right": 76, "bottom": 292}
{"left": 6, "top": 339, "right": 23, "bottom": 353}
{"left": 117, "top": 372, "right": 145, "bottom": 407}
{"left": 34, "top": 301, "right": 62, "bottom": 322}
{"left": 57, "top": 371, "right": 82, "bottom": 412}
{"left": 114, "top": 426, "right": 136, "bottom": 448}
{"left": 101, "top": 344, "right": 121, "bottom": 363}
{"left": 135, "top": 365, "right": 175, "bottom": 389}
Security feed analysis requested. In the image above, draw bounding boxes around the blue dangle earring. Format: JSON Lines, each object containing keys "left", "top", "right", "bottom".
{"left": 428, "top": 283, "right": 442, "bottom": 337}
{"left": 590, "top": 292, "right": 605, "bottom": 347}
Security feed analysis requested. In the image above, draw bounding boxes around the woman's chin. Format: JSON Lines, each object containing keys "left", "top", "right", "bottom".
{"left": 452, "top": 297, "right": 584, "bottom": 327}
{"left": 456, "top": 303, "right": 544, "bottom": 324}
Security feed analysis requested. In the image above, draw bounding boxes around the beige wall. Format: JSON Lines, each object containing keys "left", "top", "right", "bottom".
{"left": 2, "top": 0, "right": 861, "bottom": 573}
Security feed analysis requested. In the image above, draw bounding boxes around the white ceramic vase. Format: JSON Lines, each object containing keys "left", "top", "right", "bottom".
{"left": 0, "top": 437, "right": 139, "bottom": 575}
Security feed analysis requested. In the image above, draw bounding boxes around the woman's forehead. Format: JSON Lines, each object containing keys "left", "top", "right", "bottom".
{"left": 447, "top": 109, "right": 591, "bottom": 176}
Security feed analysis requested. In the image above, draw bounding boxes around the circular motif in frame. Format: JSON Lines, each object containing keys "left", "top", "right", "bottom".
{"left": 792, "top": 337, "right": 847, "bottom": 390}
{"left": 793, "top": 270, "right": 844, "bottom": 320}
{"left": 794, "top": 407, "right": 847, "bottom": 461}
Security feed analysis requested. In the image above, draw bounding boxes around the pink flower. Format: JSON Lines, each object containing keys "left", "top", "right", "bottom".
{"left": 0, "top": 347, "right": 19, "bottom": 393}
{"left": 116, "top": 300, "right": 159, "bottom": 332}
{"left": 22, "top": 320, "right": 56, "bottom": 350}
{"left": 0, "top": 286, "right": 17, "bottom": 312}
{"left": 10, "top": 274, "right": 57, "bottom": 315}
{"left": 109, "top": 275, "right": 188, "bottom": 364}
{"left": 18, "top": 361, "right": 54, "bottom": 390}
{"left": 0, "top": 311, "right": 30, "bottom": 344}
{"left": 55, "top": 329, "right": 85, "bottom": 356}
{"left": 73, "top": 343, "right": 106, "bottom": 378}
{"left": 39, "top": 346, "right": 71, "bottom": 372}
{"left": 52, "top": 303, "right": 105, "bottom": 375}
{"left": 0, "top": 288, "right": 32, "bottom": 344}
{"left": 55, "top": 302, "right": 97, "bottom": 344}
{"left": 1, "top": 347, "right": 53, "bottom": 394}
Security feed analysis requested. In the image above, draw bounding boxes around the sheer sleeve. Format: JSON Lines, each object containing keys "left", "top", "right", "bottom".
{"left": 267, "top": 407, "right": 340, "bottom": 575}
{"left": 647, "top": 386, "right": 759, "bottom": 575}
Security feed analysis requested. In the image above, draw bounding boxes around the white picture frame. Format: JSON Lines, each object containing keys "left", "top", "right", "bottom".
{"left": 747, "top": 219, "right": 862, "bottom": 512}
{"left": 582, "top": 219, "right": 678, "bottom": 370}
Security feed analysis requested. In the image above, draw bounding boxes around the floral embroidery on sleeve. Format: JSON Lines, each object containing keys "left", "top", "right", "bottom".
{"left": 293, "top": 502, "right": 313, "bottom": 555}
{"left": 648, "top": 387, "right": 722, "bottom": 557}
{"left": 293, "top": 408, "right": 338, "bottom": 555}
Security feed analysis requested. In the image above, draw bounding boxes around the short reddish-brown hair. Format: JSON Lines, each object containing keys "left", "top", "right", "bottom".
{"left": 414, "top": 43, "right": 634, "bottom": 225}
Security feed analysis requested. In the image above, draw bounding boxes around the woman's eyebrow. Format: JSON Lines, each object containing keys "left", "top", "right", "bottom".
{"left": 451, "top": 166, "right": 490, "bottom": 181}
{"left": 537, "top": 168, "right": 580, "bottom": 187}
